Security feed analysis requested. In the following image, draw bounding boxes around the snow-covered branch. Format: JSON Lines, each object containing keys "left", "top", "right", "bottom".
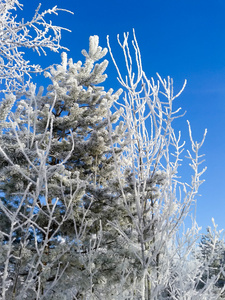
{"left": 0, "top": 0, "right": 72, "bottom": 93}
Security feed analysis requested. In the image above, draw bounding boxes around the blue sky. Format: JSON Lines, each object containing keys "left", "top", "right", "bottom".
{"left": 21, "top": 0, "right": 225, "bottom": 233}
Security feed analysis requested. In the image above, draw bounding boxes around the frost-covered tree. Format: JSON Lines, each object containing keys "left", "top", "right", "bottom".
{"left": 196, "top": 220, "right": 225, "bottom": 291}
{"left": 0, "top": 35, "right": 128, "bottom": 299}
{"left": 105, "top": 31, "right": 225, "bottom": 299}
{"left": 161, "top": 222, "right": 225, "bottom": 300}
{"left": 1, "top": 23, "right": 225, "bottom": 299}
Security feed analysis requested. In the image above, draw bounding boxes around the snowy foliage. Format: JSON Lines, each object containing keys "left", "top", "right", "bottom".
{"left": 0, "top": 7, "right": 225, "bottom": 299}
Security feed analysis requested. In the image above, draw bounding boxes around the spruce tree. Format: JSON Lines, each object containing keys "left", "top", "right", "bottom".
{"left": 197, "top": 221, "right": 225, "bottom": 290}
{"left": 0, "top": 35, "right": 129, "bottom": 299}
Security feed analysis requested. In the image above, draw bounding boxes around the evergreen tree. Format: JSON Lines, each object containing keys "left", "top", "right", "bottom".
{"left": 197, "top": 220, "right": 225, "bottom": 291}
{"left": 0, "top": 35, "right": 128, "bottom": 299}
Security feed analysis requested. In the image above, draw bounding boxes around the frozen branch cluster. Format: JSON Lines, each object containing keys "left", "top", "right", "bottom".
{"left": 0, "top": 0, "right": 71, "bottom": 92}
{"left": 0, "top": 11, "right": 225, "bottom": 299}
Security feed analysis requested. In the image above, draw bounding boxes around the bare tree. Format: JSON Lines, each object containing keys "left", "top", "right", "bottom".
{"left": 106, "top": 31, "right": 225, "bottom": 299}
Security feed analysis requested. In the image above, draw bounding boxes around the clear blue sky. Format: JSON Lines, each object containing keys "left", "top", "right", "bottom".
{"left": 21, "top": 0, "right": 225, "bottom": 233}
